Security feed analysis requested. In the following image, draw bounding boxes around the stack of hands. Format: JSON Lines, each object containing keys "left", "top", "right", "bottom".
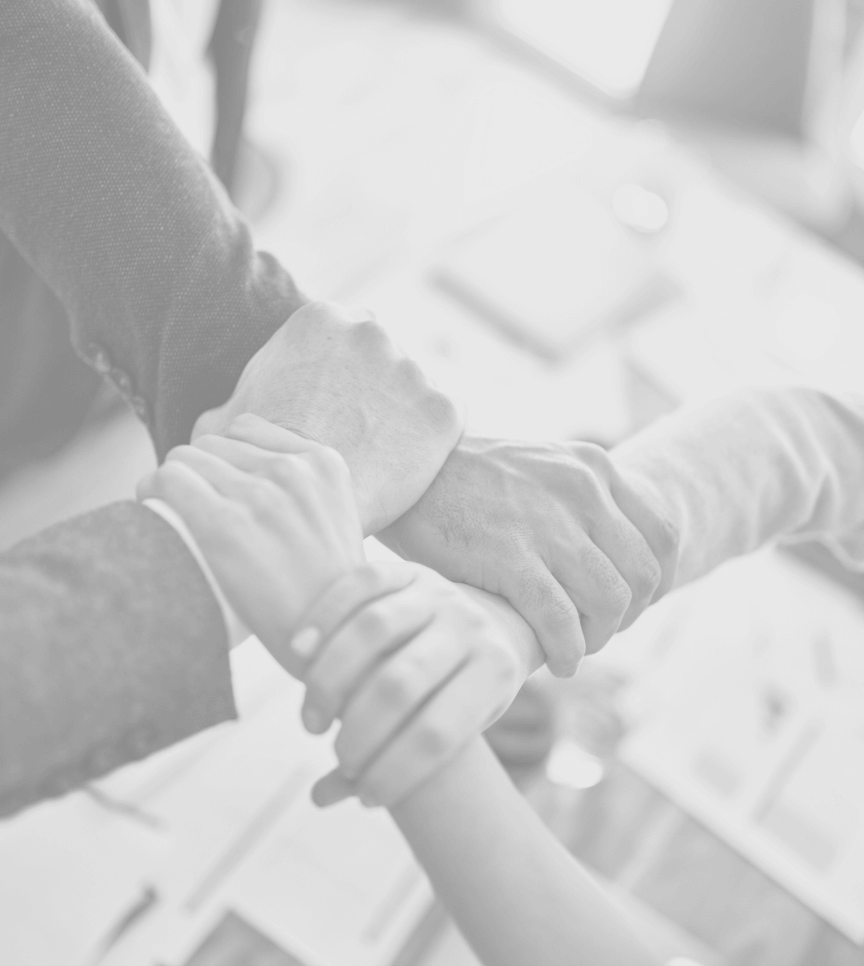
{"left": 138, "top": 301, "right": 679, "bottom": 810}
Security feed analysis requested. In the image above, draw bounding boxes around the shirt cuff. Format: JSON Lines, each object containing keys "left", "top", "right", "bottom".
{"left": 143, "top": 498, "right": 251, "bottom": 648}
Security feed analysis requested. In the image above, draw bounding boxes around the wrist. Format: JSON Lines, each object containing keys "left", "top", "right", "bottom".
{"left": 456, "top": 583, "right": 543, "bottom": 680}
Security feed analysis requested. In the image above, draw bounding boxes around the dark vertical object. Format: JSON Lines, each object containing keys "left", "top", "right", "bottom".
{"left": 208, "top": 0, "right": 264, "bottom": 199}
{"left": 636, "top": 0, "right": 816, "bottom": 138}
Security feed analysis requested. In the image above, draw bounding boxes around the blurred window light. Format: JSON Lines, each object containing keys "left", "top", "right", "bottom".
{"left": 493, "top": 0, "right": 673, "bottom": 98}
{"left": 612, "top": 182, "right": 670, "bottom": 233}
{"left": 546, "top": 739, "right": 605, "bottom": 790}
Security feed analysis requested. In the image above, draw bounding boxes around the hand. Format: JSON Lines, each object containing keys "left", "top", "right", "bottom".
{"left": 378, "top": 438, "right": 679, "bottom": 677}
{"left": 192, "top": 301, "right": 464, "bottom": 535}
{"left": 287, "top": 561, "right": 523, "bottom": 808}
{"left": 137, "top": 416, "right": 364, "bottom": 669}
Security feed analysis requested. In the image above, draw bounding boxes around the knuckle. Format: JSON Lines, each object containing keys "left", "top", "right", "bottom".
{"left": 246, "top": 477, "right": 281, "bottom": 515}
{"left": 353, "top": 316, "right": 388, "bottom": 345}
{"left": 655, "top": 513, "right": 680, "bottom": 558}
{"left": 635, "top": 551, "right": 662, "bottom": 598}
{"left": 356, "top": 562, "right": 392, "bottom": 596}
{"left": 227, "top": 413, "right": 259, "bottom": 434}
{"left": 576, "top": 545, "right": 631, "bottom": 613}
{"left": 158, "top": 459, "right": 187, "bottom": 481}
{"left": 300, "top": 299, "right": 342, "bottom": 324}
{"left": 193, "top": 433, "right": 224, "bottom": 451}
{"left": 313, "top": 445, "right": 350, "bottom": 481}
{"left": 268, "top": 455, "right": 298, "bottom": 486}
{"left": 569, "top": 463, "right": 605, "bottom": 501}
{"left": 375, "top": 664, "right": 414, "bottom": 705}
{"left": 606, "top": 575, "right": 632, "bottom": 615}
{"left": 413, "top": 720, "right": 451, "bottom": 758}
{"left": 570, "top": 441, "right": 609, "bottom": 467}
{"left": 165, "top": 444, "right": 196, "bottom": 462}
{"left": 423, "top": 385, "right": 461, "bottom": 435}
{"left": 355, "top": 604, "right": 391, "bottom": 641}
{"left": 516, "top": 567, "right": 578, "bottom": 629}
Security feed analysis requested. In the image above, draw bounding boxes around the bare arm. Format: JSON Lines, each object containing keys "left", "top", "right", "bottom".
{"left": 390, "top": 738, "right": 660, "bottom": 966}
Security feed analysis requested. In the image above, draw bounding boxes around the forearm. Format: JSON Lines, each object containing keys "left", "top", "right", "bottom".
{"left": 457, "top": 584, "right": 545, "bottom": 680}
{"left": 390, "top": 739, "right": 659, "bottom": 966}
{"left": 0, "top": 503, "right": 235, "bottom": 817}
{"left": 0, "top": 0, "right": 304, "bottom": 454}
{"left": 613, "top": 386, "right": 864, "bottom": 588}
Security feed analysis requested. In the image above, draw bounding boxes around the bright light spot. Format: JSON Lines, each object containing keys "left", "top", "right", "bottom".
{"left": 612, "top": 183, "right": 669, "bottom": 233}
{"left": 665, "top": 959, "right": 706, "bottom": 966}
{"left": 545, "top": 740, "right": 604, "bottom": 790}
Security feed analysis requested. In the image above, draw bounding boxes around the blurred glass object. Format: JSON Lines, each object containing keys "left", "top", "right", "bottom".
{"left": 490, "top": 0, "right": 673, "bottom": 98}
{"left": 545, "top": 739, "right": 605, "bottom": 790}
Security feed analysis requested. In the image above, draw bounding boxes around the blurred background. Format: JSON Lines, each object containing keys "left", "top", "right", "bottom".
{"left": 7, "top": 1, "right": 864, "bottom": 964}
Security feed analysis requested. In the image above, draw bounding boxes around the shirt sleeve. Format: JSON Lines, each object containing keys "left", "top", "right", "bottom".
{"left": 143, "top": 497, "right": 251, "bottom": 648}
{"left": 0, "top": 501, "right": 236, "bottom": 818}
{"left": 612, "top": 386, "right": 864, "bottom": 588}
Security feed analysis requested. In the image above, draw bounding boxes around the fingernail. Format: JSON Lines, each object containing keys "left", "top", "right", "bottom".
{"left": 311, "top": 784, "right": 337, "bottom": 808}
{"left": 291, "top": 627, "right": 321, "bottom": 660}
{"left": 302, "top": 706, "right": 327, "bottom": 734}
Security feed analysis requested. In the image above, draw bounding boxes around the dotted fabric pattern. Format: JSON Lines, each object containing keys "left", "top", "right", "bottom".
{"left": 0, "top": 501, "right": 234, "bottom": 818}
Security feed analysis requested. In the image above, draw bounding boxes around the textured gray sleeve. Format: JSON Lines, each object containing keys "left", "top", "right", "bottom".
{"left": 0, "top": 501, "right": 235, "bottom": 817}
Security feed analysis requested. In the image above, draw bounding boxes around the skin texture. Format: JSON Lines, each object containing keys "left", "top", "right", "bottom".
{"left": 378, "top": 437, "right": 679, "bottom": 677}
{"left": 291, "top": 561, "right": 525, "bottom": 808}
{"left": 192, "top": 301, "right": 464, "bottom": 535}
{"left": 137, "top": 418, "right": 366, "bottom": 660}
{"left": 390, "top": 738, "right": 660, "bottom": 966}
{"left": 138, "top": 422, "right": 540, "bottom": 808}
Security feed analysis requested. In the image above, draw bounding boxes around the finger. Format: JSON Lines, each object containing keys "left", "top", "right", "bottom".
{"left": 286, "top": 561, "right": 420, "bottom": 670}
{"left": 164, "top": 444, "right": 271, "bottom": 501}
{"left": 224, "top": 413, "right": 321, "bottom": 454}
{"left": 351, "top": 659, "right": 504, "bottom": 808}
{"left": 301, "top": 587, "right": 435, "bottom": 733}
{"left": 608, "top": 467, "right": 679, "bottom": 610}
{"left": 557, "top": 538, "right": 632, "bottom": 656}
{"left": 580, "top": 496, "right": 661, "bottom": 630}
{"left": 501, "top": 560, "right": 585, "bottom": 678}
{"left": 192, "top": 434, "right": 285, "bottom": 473}
{"left": 311, "top": 769, "right": 356, "bottom": 808}
{"left": 191, "top": 434, "right": 327, "bottom": 521}
{"left": 138, "top": 461, "right": 227, "bottom": 538}
{"left": 332, "top": 624, "right": 467, "bottom": 779}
